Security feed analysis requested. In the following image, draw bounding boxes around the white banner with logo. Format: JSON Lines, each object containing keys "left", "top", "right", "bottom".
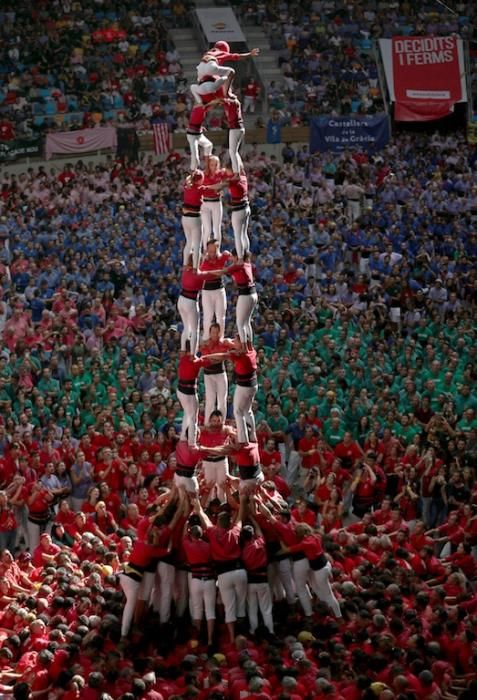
{"left": 195, "top": 8, "right": 246, "bottom": 44}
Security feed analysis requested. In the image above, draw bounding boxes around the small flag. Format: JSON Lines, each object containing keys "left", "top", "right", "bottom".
{"left": 152, "top": 122, "right": 171, "bottom": 155}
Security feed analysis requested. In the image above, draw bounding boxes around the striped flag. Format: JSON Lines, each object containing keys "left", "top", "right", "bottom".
{"left": 152, "top": 122, "right": 171, "bottom": 155}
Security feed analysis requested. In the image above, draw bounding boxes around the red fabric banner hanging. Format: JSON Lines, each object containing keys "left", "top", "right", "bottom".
{"left": 392, "top": 36, "right": 462, "bottom": 121}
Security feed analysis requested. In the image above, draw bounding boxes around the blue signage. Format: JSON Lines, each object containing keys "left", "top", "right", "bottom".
{"left": 310, "top": 114, "right": 390, "bottom": 152}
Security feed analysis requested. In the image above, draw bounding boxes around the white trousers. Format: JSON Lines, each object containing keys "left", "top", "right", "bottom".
{"left": 231, "top": 205, "right": 250, "bottom": 259}
{"left": 187, "top": 133, "right": 213, "bottom": 171}
{"left": 175, "top": 568, "right": 189, "bottom": 618}
{"left": 177, "top": 389, "right": 198, "bottom": 445}
{"left": 204, "top": 372, "right": 228, "bottom": 423}
{"left": 239, "top": 471, "right": 264, "bottom": 493}
{"left": 276, "top": 558, "right": 296, "bottom": 604}
{"left": 173, "top": 473, "right": 199, "bottom": 494}
{"left": 310, "top": 561, "right": 341, "bottom": 618}
{"left": 70, "top": 496, "right": 84, "bottom": 512}
{"left": 286, "top": 450, "right": 301, "bottom": 486}
{"left": 293, "top": 558, "right": 313, "bottom": 617}
{"left": 196, "top": 61, "right": 234, "bottom": 82}
{"left": 233, "top": 384, "right": 257, "bottom": 443}
{"left": 242, "top": 95, "right": 255, "bottom": 113}
{"left": 182, "top": 215, "right": 202, "bottom": 270}
{"left": 347, "top": 200, "right": 361, "bottom": 222}
{"left": 27, "top": 520, "right": 44, "bottom": 552}
{"left": 217, "top": 568, "right": 247, "bottom": 623}
{"left": 137, "top": 571, "right": 155, "bottom": 602}
{"left": 189, "top": 574, "right": 217, "bottom": 620}
{"left": 203, "top": 459, "right": 229, "bottom": 501}
{"left": 119, "top": 573, "right": 141, "bottom": 636}
{"left": 229, "top": 128, "right": 245, "bottom": 173}
{"left": 201, "top": 201, "right": 223, "bottom": 249}
{"left": 247, "top": 582, "right": 274, "bottom": 633}
{"left": 190, "top": 75, "right": 229, "bottom": 104}
{"left": 177, "top": 295, "right": 200, "bottom": 354}
{"left": 202, "top": 288, "right": 226, "bottom": 338}
{"left": 152, "top": 561, "right": 176, "bottom": 623}
{"left": 236, "top": 292, "right": 257, "bottom": 343}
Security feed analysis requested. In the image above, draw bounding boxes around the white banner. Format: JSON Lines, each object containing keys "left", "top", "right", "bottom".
{"left": 45, "top": 127, "right": 117, "bottom": 160}
{"left": 195, "top": 8, "right": 246, "bottom": 44}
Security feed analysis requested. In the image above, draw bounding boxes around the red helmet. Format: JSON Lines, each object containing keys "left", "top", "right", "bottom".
{"left": 214, "top": 40, "right": 230, "bottom": 53}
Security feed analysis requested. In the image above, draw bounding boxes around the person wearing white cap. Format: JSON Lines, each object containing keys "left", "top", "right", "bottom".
{"left": 142, "top": 672, "right": 162, "bottom": 699}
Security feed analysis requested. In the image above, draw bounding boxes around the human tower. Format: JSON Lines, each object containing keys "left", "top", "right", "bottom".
{"left": 174, "top": 40, "right": 263, "bottom": 497}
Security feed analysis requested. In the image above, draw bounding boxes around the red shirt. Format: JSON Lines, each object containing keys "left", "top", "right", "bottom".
{"left": 202, "top": 49, "right": 241, "bottom": 65}
{"left": 223, "top": 99, "right": 243, "bottom": 130}
{"left": 32, "top": 542, "right": 61, "bottom": 567}
{"left": 228, "top": 173, "right": 248, "bottom": 201}
{"left": 273, "top": 520, "right": 299, "bottom": 547}
{"left": 201, "top": 335, "right": 233, "bottom": 373}
{"left": 334, "top": 440, "right": 362, "bottom": 466}
{"left": 183, "top": 181, "right": 203, "bottom": 210}
{"left": 181, "top": 268, "right": 205, "bottom": 295}
{"left": 28, "top": 489, "right": 51, "bottom": 516}
{"left": 200, "top": 427, "right": 229, "bottom": 452}
{"left": 298, "top": 436, "right": 319, "bottom": 469}
{"left": 206, "top": 523, "right": 242, "bottom": 561}
{"left": 183, "top": 536, "right": 212, "bottom": 567}
{"left": 242, "top": 535, "right": 268, "bottom": 572}
{"left": 175, "top": 440, "right": 202, "bottom": 474}
{"left": 202, "top": 170, "right": 226, "bottom": 200}
{"left": 232, "top": 442, "right": 261, "bottom": 475}
{"left": 188, "top": 104, "right": 207, "bottom": 132}
{"left": 288, "top": 533, "right": 324, "bottom": 562}
{"left": 290, "top": 507, "right": 316, "bottom": 527}
{"left": 129, "top": 528, "right": 170, "bottom": 568}
{"left": 260, "top": 448, "right": 281, "bottom": 467}
{"left": 227, "top": 262, "right": 254, "bottom": 287}
{"left": 232, "top": 348, "right": 257, "bottom": 378}
{"left": 178, "top": 354, "right": 208, "bottom": 387}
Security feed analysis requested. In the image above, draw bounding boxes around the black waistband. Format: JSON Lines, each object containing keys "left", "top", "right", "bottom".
{"left": 187, "top": 127, "right": 202, "bottom": 135}
{"left": 309, "top": 553, "right": 327, "bottom": 571}
{"left": 238, "top": 285, "right": 256, "bottom": 295}
{"left": 238, "top": 464, "right": 261, "bottom": 480}
{"left": 247, "top": 568, "right": 268, "bottom": 584}
{"left": 291, "top": 552, "right": 306, "bottom": 562}
{"left": 123, "top": 563, "right": 145, "bottom": 581}
{"left": 236, "top": 371, "right": 257, "bottom": 388}
{"left": 231, "top": 200, "right": 249, "bottom": 211}
{"left": 176, "top": 467, "right": 196, "bottom": 478}
{"left": 180, "top": 289, "right": 199, "bottom": 300}
{"left": 28, "top": 510, "right": 50, "bottom": 524}
{"left": 178, "top": 383, "right": 197, "bottom": 395}
{"left": 190, "top": 563, "right": 214, "bottom": 577}
{"left": 204, "top": 362, "right": 225, "bottom": 374}
{"left": 202, "top": 455, "right": 226, "bottom": 463}
{"left": 203, "top": 279, "right": 224, "bottom": 290}
{"left": 215, "top": 558, "right": 243, "bottom": 575}
{"left": 183, "top": 211, "right": 200, "bottom": 217}
{"left": 203, "top": 197, "right": 220, "bottom": 202}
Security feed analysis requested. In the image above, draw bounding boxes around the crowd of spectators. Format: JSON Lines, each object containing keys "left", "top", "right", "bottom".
{"left": 1, "top": 0, "right": 476, "bottom": 142}
{"left": 0, "top": 123, "right": 475, "bottom": 698}
{"left": 0, "top": 0, "right": 193, "bottom": 140}
{"left": 235, "top": 0, "right": 477, "bottom": 125}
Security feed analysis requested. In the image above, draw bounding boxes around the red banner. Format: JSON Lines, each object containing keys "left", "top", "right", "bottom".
{"left": 392, "top": 36, "right": 462, "bottom": 121}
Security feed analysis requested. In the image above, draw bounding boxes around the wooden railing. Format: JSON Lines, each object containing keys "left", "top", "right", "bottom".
{"left": 139, "top": 126, "right": 310, "bottom": 151}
